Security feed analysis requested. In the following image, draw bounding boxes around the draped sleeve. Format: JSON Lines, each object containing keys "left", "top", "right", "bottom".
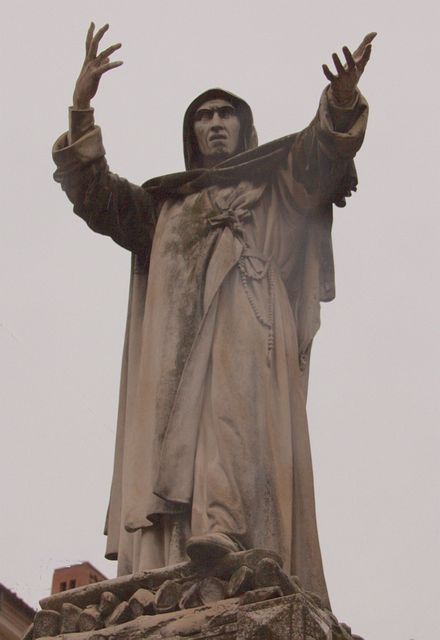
{"left": 276, "top": 88, "right": 369, "bottom": 211}
{"left": 52, "top": 116, "right": 157, "bottom": 256}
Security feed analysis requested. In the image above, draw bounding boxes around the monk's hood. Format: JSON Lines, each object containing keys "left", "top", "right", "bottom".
{"left": 142, "top": 88, "right": 293, "bottom": 198}
{"left": 182, "top": 88, "right": 258, "bottom": 170}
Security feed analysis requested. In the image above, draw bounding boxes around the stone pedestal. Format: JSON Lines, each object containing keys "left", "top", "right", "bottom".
{"left": 27, "top": 550, "right": 363, "bottom": 640}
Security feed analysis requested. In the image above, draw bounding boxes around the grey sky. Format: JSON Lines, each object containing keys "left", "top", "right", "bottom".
{"left": 1, "top": 2, "right": 439, "bottom": 639}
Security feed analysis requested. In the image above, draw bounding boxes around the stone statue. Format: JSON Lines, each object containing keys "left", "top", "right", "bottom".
{"left": 52, "top": 23, "right": 375, "bottom": 611}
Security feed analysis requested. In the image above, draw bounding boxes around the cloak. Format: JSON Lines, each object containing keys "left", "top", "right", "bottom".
{"left": 53, "top": 87, "right": 368, "bottom": 608}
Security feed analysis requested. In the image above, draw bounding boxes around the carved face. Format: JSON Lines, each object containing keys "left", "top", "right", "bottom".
{"left": 193, "top": 99, "right": 241, "bottom": 166}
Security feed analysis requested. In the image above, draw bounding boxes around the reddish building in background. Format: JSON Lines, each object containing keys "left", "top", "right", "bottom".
{"left": 51, "top": 562, "right": 107, "bottom": 594}
{"left": 0, "top": 584, "right": 35, "bottom": 640}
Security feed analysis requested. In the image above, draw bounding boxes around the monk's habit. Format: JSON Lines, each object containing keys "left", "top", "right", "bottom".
{"left": 53, "top": 87, "right": 369, "bottom": 609}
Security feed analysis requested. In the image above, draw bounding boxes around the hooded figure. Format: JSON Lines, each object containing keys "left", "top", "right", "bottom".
{"left": 53, "top": 86, "right": 369, "bottom": 609}
{"left": 182, "top": 88, "right": 258, "bottom": 169}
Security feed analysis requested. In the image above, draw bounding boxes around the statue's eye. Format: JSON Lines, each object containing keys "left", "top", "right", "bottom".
{"left": 194, "top": 109, "right": 213, "bottom": 122}
{"left": 195, "top": 106, "right": 236, "bottom": 122}
{"left": 218, "top": 106, "right": 235, "bottom": 119}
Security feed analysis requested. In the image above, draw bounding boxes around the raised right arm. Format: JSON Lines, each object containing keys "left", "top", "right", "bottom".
{"left": 52, "top": 23, "right": 156, "bottom": 254}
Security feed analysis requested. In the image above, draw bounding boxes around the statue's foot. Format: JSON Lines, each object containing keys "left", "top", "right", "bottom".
{"left": 186, "top": 532, "right": 241, "bottom": 563}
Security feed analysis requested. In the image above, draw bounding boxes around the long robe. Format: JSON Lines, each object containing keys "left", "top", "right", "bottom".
{"left": 53, "top": 88, "right": 368, "bottom": 608}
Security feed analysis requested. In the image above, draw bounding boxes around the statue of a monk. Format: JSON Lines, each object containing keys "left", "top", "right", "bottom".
{"left": 52, "top": 24, "right": 375, "bottom": 609}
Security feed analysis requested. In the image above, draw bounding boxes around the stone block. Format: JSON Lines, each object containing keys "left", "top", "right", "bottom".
{"left": 105, "top": 601, "right": 132, "bottom": 627}
{"left": 199, "top": 578, "right": 227, "bottom": 605}
{"left": 227, "top": 567, "right": 254, "bottom": 597}
{"left": 254, "top": 558, "right": 298, "bottom": 596}
{"left": 78, "top": 605, "right": 103, "bottom": 632}
{"left": 99, "top": 592, "right": 120, "bottom": 618}
{"left": 154, "top": 580, "right": 184, "bottom": 614}
{"left": 128, "top": 588, "right": 155, "bottom": 617}
{"left": 33, "top": 610, "right": 60, "bottom": 638}
{"left": 178, "top": 582, "right": 202, "bottom": 610}
{"left": 60, "top": 603, "right": 82, "bottom": 633}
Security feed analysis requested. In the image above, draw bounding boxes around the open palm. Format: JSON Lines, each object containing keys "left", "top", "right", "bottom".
{"left": 322, "top": 32, "right": 376, "bottom": 105}
{"left": 73, "top": 23, "right": 123, "bottom": 110}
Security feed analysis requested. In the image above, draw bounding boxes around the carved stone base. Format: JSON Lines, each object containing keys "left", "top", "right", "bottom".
{"left": 27, "top": 550, "right": 364, "bottom": 640}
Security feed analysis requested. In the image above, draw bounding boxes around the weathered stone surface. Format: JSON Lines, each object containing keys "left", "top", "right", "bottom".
{"left": 238, "top": 587, "right": 283, "bottom": 607}
{"left": 213, "top": 549, "right": 283, "bottom": 580}
{"left": 154, "top": 580, "right": 182, "bottom": 614}
{"left": 154, "top": 608, "right": 216, "bottom": 639}
{"left": 178, "top": 582, "right": 201, "bottom": 610}
{"left": 28, "top": 592, "right": 365, "bottom": 640}
{"left": 78, "top": 605, "right": 103, "bottom": 632}
{"left": 105, "top": 601, "right": 132, "bottom": 627}
{"left": 199, "top": 578, "right": 227, "bottom": 605}
{"left": 33, "top": 610, "right": 61, "bottom": 638}
{"left": 254, "top": 558, "right": 297, "bottom": 596}
{"left": 39, "top": 562, "right": 192, "bottom": 613}
{"left": 39, "top": 550, "right": 281, "bottom": 614}
{"left": 237, "top": 601, "right": 294, "bottom": 639}
{"left": 99, "top": 592, "right": 120, "bottom": 617}
{"left": 206, "top": 603, "right": 239, "bottom": 631}
{"left": 33, "top": 555, "right": 364, "bottom": 639}
{"left": 303, "top": 604, "right": 334, "bottom": 639}
{"left": 227, "top": 567, "right": 254, "bottom": 597}
{"left": 128, "top": 588, "right": 155, "bottom": 617}
{"left": 60, "top": 603, "right": 82, "bottom": 633}
{"left": 303, "top": 591, "right": 323, "bottom": 609}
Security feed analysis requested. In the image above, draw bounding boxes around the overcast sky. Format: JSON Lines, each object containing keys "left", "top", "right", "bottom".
{"left": 1, "top": 2, "right": 439, "bottom": 639}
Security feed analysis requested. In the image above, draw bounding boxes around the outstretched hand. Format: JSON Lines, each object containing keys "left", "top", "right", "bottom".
{"left": 73, "top": 23, "right": 123, "bottom": 110}
{"left": 322, "top": 32, "right": 376, "bottom": 106}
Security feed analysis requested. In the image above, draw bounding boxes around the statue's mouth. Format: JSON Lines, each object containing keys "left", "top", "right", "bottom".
{"left": 209, "top": 133, "right": 227, "bottom": 142}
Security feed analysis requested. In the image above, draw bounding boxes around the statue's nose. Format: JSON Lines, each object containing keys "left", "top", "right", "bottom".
{"left": 211, "top": 112, "right": 223, "bottom": 126}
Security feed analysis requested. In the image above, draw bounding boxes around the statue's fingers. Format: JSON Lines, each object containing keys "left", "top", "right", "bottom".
{"left": 353, "top": 32, "right": 377, "bottom": 59}
{"left": 342, "top": 46, "right": 356, "bottom": 69}
{"left": 332, "top": 52, "right": 345, "bottom": 76}
{"left": 85, "top": 22, "right": 95, "bottom": 56}
{"left": 97, "top": 43, "right": 122, "bottom": 62}
{"left": 90, "top": 23, "right": 109, "bottom": 58}
{"left": 96, "top": 60, "right": 123, "bottom": 76}
{"left": 363, "top": 32, "right": 377, "bottom": 45}
{"left": 357, "top": 43, "right": 372, "bottom": 72}
{"left": 322, "top": 64, "right": 336, "bottom": 82}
